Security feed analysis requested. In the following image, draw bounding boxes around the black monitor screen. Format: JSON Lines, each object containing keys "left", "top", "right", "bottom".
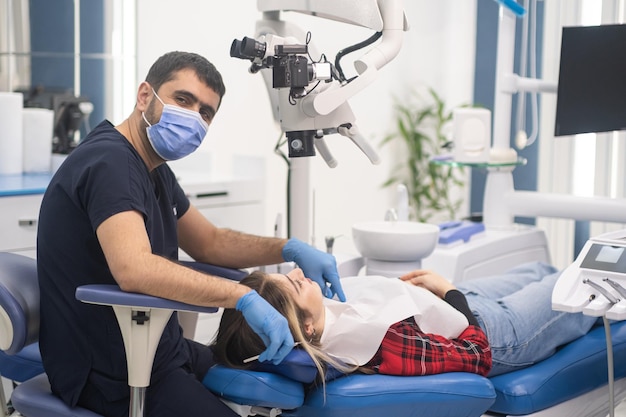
{"left": 554, "top": 24, "right": 626, "bottom": 136}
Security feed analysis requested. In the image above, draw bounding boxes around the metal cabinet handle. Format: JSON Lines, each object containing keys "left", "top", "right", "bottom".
{"left": 18, "top": 219, "right": 37, "bottom": 227}
{"left": 194, "top": 191, "right": 228, "bottom": 199}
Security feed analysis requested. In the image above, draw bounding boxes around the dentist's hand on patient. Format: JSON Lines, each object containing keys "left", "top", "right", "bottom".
{"left": 282, "top": 238, "right": 346, "bottom": 302}
{"left": 236, "top": 290, "right": 295, "bottom": 364}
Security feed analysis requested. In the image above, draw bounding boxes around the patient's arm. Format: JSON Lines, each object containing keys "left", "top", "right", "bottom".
{"left": 401, "top": 270, "right": 479, "bottom": 327}
{"left": 399, "top": 270, "right": 456, "bottom": 299}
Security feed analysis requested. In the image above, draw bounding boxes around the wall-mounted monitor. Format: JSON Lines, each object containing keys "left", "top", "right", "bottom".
{"left": 554, "top": 24, "right": 626, "bottom": 137}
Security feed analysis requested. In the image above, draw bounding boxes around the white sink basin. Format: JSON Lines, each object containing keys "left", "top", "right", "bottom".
{"left": 352, "top": 221, "right": 440, "bottom": 262}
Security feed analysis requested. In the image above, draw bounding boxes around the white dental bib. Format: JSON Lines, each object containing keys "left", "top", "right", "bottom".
{"left": 319, "top": 276, "right": 469, "bottom": 365}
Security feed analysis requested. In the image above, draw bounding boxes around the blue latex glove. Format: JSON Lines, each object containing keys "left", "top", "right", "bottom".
{"left": 236, "top": 290, "right": 295, "bottom": 364}
{"left": 282, "top": 238, "right": 346, "bottom": 302}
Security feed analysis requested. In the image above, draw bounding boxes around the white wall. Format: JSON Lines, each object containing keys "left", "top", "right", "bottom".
{"left": 136, "top": 0, "right": 476, "bottom": 255}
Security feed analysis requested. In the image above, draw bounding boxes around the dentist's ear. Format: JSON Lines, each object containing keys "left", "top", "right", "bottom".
{"left": 136, "top": 82, "right": 154, "bottom": 111}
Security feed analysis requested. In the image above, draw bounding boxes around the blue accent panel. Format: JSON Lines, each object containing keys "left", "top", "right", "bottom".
{"left": 80, "top": 1, "right": 106, "bottom": 127}
{"left": 29, "top": 0, "right": 106, "bottom": 130}
{"left": 471, "top": 1, "right": 498, "bottom": 216}
{"left": 472, "top": 1, "right": 543, "bottom": 225}
{"left": 574, "top": 220, "right": 590, "bottom": 258}
{"left": 30, "top": 0, "right": 74, "bottom": 89}
{"left": 30, "top": 0, "right": 74, "bottom": 54}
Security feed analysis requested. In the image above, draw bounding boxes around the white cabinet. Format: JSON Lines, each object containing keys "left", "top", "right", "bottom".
{"left": 181, "top": 177, "right": 265, "bottom": 235}
{"left": 0, "top": 194, "right": 42, "bottom": 258}
{"left": 0, "top": 173, "right": 267, "bottom": 344}
{"left": 0, "top": 174, "right": 50, "bottom": 258}
{"left": 0, "top": 174, "right": 266, "bottom": 259}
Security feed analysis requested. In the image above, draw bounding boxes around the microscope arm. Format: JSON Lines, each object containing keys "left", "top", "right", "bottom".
{"left": 301, "top": 0, "right": 406, "bottom": 117}
{"left": 235, "top": 0, "right": 406, "bottom": 166}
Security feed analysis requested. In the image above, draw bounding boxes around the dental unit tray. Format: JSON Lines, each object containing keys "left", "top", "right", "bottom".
{"left": 437, "top": 221, "right": 485, "bottom": 245}
{"left": 553, "top": 229, "right": 626, "bottom": 320}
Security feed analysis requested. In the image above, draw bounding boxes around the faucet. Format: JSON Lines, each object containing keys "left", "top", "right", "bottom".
{"left": 384, "top": 208, "right": 398, "bottom": 222}
{"left": 396, "top": 184, "right": 409, "bottom": 221}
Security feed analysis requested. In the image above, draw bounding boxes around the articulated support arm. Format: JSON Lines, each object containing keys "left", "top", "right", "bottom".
{"left": 231, "top": 0, "right": 408, "bottom": 167}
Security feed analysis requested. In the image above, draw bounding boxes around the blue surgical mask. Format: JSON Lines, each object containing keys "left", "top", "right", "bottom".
{"left": 142, "top": 89, "right": 209, "bottom": 161}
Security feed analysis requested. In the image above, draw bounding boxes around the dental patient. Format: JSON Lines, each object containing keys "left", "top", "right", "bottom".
{"left": 213, "top": 262, "right": 598, "bottom": 379}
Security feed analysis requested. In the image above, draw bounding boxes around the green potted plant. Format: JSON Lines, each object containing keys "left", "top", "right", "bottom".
{"left": 381, "top": 88, "right": 465, "bottom": 223}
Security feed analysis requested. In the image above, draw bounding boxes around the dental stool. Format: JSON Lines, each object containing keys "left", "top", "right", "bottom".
{"left": 0, "top": 252, "right": 232, "bottom": 417}
{"left": 0, "top": 252, "right": 98, "bottom": 416}
{"left": 0, "top": 252, "right": 45, "bottom": 415}
{"left": 486, "top": 320, "right": 626, "bottom": 417}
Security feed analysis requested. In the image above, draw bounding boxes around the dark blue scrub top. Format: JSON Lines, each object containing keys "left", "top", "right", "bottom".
{"left": 37, "top": 120, "right": 191, "bottom": 406}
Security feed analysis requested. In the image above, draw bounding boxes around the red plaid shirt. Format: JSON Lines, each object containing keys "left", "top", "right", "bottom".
{"left": 363, "top": 317, "right": 492, "bottom": 376}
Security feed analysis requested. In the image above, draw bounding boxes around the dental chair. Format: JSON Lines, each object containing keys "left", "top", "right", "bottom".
{"left": 0, "top": 251, "right": 497, "bottom": 417}
{"left": 1, "top": 251, "right": 623, "bottom": 417}
{"left": 203, "top": 320, "right": 626, "bottom": 417}
{"left": 486, "top": 320, "right": 626, "bottom": 417}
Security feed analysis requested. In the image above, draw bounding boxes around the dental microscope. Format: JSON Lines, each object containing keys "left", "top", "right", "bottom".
{"left": 230, "top": 0, "right": 409, "bottom": 243}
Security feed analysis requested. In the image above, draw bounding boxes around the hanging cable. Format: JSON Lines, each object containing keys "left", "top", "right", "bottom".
{"left": 603, "top": 316, "right": 615, "bottom": 417}
{"left": 515, "top": 0, "right": 540, "bottom": 149}
{"left": 274, "top": 131, "right": 292, "bottom": 237}
{"left": 514, "top": 0, "right": 529, "bottom": 146}
{"left": 334, "top": 32, "right": 382, "bottom": 83}
{"left": 526, "top": 0, "right": 539, "bottom": 147}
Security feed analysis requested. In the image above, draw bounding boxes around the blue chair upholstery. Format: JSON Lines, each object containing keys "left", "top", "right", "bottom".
{"left": 204, "top": 352, "right": 498, "bottom": 417}
{"left": 0, "top": 252, "right": 100, "bottom": 416}
{"left": 488, "top": 320, "right": 626, "bottom": 415}
{"left": 0, "top": 254, "right": 249, "bottom": 417}
{"left": 2, "top": 250, "right": 624, "bottom": 417}
{"left": 12, "top": 373, "right": 102, "bottom": 417}
{"left": 0, "top": 343, "right": 43, "bottom": 382}
{"left": 299, "top": 372, "right": 497, "bottom": 417}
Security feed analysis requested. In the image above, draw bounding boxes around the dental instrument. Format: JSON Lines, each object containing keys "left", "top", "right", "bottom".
{"left": 604, "top": 278, "right": 626, "bottom": 300}
{"left": 243, "top": 342, "right": 302, "bottom": 364}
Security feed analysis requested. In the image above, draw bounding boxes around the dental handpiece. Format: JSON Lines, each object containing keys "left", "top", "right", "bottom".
{"left": 582, "top": 278, "right": 620, "bottom": 304}
{"left": 603, "top": 277, "right": 626, "bottom": 299}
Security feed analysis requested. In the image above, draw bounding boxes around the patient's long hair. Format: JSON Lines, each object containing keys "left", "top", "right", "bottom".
{"left": 212, "top": 271, "right": 357, "bottom": 382}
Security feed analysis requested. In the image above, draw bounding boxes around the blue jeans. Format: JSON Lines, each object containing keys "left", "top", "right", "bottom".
{"left": 456, "top": 262, "right": 599, "bottom": 376}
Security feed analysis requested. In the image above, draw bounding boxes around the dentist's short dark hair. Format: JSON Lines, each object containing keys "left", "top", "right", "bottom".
{"left": 145, "top": 51, "right": 226, "bottom": 107}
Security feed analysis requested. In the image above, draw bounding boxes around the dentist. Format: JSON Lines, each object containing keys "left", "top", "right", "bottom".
{"left": 37, "top": 51, "right": 345, "bottom": 417}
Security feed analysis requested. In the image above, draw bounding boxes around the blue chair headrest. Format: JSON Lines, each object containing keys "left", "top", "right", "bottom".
{"left": 252, "top": 348, "right": 346, "bottom": 383}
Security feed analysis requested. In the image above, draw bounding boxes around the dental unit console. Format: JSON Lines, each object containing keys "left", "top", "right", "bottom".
{"left": 553, "top": 229, "right": 626, "bottom": 320}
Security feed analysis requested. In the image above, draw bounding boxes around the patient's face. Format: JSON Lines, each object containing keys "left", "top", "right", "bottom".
{"left": 269, "top": 268, "right": 324, "bottom": 318}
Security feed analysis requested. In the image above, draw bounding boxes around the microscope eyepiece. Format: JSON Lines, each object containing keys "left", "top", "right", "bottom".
{"left": 230, "top": 37, "right": 266, "bottom": 60}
